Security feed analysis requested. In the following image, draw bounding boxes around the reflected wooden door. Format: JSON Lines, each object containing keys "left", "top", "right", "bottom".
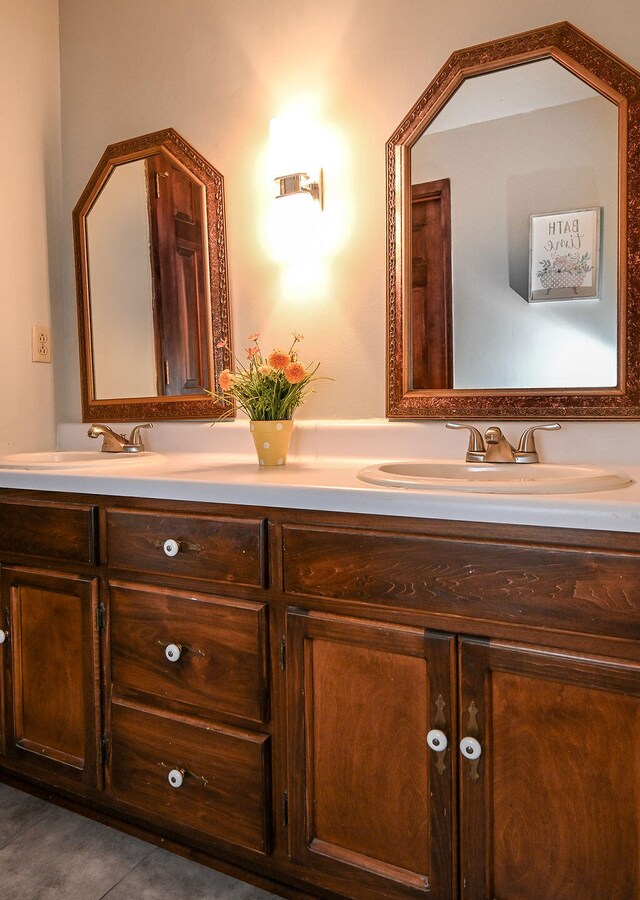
{"left": 147, "top": 152, "right": 210, "bottom": 396}
{"left": 459, "top": 637, "right": 640, "bottom": 899}
{"left": 0, "top": 567, "right": 101, "bottom": 790}
{"left": 287, "top": 608, "right": 455, "bottom": 899}
{"left": 411, "top": 178, "right": 452, "bottom": 390}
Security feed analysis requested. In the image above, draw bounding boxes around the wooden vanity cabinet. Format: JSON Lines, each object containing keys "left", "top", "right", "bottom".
{"left": 0, "top": 498, "right": 101, "bottom": 792}
{"left": 459, "top": 638, "right": 640, "bottom": 900}
{"left": 281, "top": 519, "right": 640, "bottom": 899}
{"left": 102, "top": 506, "right": 274, "bottom": 862}
{"left": 286, "top": 608, "right": 455, "bottom": 899}
{"left": 2, "top": 489, "right": 640, "bottom": 899}
{"left": 0, "top": 568, "right": 101, "bottom": 790}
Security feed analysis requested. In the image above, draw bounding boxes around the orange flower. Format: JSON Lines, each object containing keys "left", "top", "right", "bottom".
{"left": 284, "top": 362, "right": 307, "bottom": 384}
{"left": 268, "top": 349, "right": 290, "bottom": 370}
{"left": 247, "top": 346, "right": 259, "bottom": 359}
{"left": 218, "top": 369, "right": 233, "bottom": 391}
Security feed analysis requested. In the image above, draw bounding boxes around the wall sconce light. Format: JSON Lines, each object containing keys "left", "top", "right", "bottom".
{"left": 275, "top": 170, "right": 323, "bottom": 206}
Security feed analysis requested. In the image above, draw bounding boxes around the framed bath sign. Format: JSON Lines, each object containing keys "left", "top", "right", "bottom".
{"left": 528, "top": 207, "right": 601, "bottom": 302}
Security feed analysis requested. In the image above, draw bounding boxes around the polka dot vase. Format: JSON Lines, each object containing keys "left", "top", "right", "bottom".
{"left": 249, "top": 419, "right": 294, "bottom": 466}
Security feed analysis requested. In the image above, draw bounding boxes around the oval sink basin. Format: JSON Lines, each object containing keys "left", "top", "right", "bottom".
{"left": 358, "top": 461, "right": 632, "bottom": 494}
{"left": 0, "top": 451, "right": 159, "bottom": 470}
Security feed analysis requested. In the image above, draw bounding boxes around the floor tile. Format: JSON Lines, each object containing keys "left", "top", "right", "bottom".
{"left": 0, "top": 783, "right": 52, "bottom": 849}
{"left": 103, "top": 847, "right": 278, "bottom": 899}
{"left": 0, "top": 802, "right": 152, "bottom": 900}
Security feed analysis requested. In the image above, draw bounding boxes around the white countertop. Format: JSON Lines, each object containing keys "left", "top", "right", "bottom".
{"left": 1, "top": 447, "right": 639, "bottom": 534}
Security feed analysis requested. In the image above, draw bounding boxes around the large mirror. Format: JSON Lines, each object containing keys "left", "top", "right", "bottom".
{"left": 74, "top": 128, "right": 232, "bottom": 420}
{"left": 387, "top": 22, "right": 640, "bottom": 418}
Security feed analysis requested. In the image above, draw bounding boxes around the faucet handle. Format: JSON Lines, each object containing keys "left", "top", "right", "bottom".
{"left": 516, "top": 423, "right": 561, "bottom": 462}
{"left": 446, "top": 422, "right": 486, "bottom": 462}
{"left": 128, "top": 423, "right": 153, "bottom": 447}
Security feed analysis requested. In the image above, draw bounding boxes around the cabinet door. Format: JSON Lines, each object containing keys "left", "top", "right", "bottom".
{"left": 459, "top": 638, "right": 640, "bottom": 899}
{"left": 0, "top": 567, "right": 101, "bottom": 790}
{"left": 287, "top": 609, "right": 455, "bottom": 899}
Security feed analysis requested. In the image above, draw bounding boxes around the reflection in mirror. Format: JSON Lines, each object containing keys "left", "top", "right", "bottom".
{"left": 410, "top": 59, "right": 618, "bottom": 390}
{"left": 387, "top": 22, "right": 640, "bottom": 418}
{"left": 74, "top": 128, "right": 231, "bottom": 421}
{"left": 86, "top": 160, "right": 156, "bottom": 398}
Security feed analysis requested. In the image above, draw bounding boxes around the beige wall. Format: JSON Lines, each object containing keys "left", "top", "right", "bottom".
{"left": 57, "top": 0, "right": 640, "bottom": 420}
{"left": 0, "top": 0, "right": 61, "bottom": 451}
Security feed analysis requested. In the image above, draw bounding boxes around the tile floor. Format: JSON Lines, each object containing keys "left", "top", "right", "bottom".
{"left": 0, "top": 782, "right": 279, "bottom": 899}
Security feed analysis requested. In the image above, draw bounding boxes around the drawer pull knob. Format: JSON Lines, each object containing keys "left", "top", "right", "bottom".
{"left": 427, "top": 729, "right": 448, "bottom": 752}
{"left": 168, "top": 768, "right": 185, "bottom": 788}
{"left": 163, "top": 538, "right": 180, "bottom": 557}
{"left": 165, "top": 643, "right": 182, "bottom": 662}
{"left": 460, "top": 736, "right": 482, "bottom": 760}
{"left": 0, "top": 629, "right": 6, "bottom": 644}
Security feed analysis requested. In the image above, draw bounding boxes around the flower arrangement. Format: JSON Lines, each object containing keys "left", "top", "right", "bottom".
{"left": 216, "top": 332, "right": 324, "bottom": 420}
{"left": 536, "top": 252, "right": 593, "bottom": 280}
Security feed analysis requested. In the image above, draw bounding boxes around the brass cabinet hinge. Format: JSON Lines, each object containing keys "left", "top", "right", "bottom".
{"left": 279, "top": 635, "right": 286, "bottom": 671}
{"left": 97, "top": 602, "right": 106, "bottom": 633}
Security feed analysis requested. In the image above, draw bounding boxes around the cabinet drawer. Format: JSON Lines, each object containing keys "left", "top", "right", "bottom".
{"left": 109, "top": 582, "right": 269, "bottom": 724}
{"left": 105, "top": 508, "right": 266, "bottom": 587}
{"left": 0, "top": 500, "right": 96, "bottom": 564}
{"left": 282, "top": 524, "right": 640, "bottom": 640}
{"left": 109, "top": 701, "right": 271, "bottom": 855}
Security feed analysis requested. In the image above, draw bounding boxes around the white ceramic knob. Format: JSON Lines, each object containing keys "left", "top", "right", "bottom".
{"left": 0, "top": 629, "right": 6, "bottom": 644}
{"left": 165, "top": 643, "right": 182, "bottom": 662}
{"left": 426, "top": 729, "right": 448, "bottom": 752}
{"left": 163, "top": 538, "right": 180, "bottom": 557}
{"left": 168, "top": 768, "right": 184, "bottom": 788}
{"left": 459, "top": 736, "right": 482, "bottom": 760}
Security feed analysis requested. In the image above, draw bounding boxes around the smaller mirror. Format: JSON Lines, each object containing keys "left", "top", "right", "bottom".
{"left": 74, "top": 128, "right": 232, "bottom": 420}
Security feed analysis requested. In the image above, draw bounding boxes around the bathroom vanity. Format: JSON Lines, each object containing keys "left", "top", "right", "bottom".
{"left": 1, "top": 456, "right": 639, "bottom": 900}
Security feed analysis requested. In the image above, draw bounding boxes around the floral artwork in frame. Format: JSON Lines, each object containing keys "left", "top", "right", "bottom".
{"left": 528, "top": 207, "right": 601, "bottom": 302}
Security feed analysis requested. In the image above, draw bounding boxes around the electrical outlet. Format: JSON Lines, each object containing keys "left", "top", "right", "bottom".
{"left": 32, "top": 325, "right": 52, "bottom": 363}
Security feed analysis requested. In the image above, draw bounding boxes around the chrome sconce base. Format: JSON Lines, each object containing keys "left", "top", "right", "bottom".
{"left": 275, "top": 170, "right": 323, "bottom": 207}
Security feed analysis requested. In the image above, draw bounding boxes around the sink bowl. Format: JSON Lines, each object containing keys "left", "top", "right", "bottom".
{"left": 0, "top": 451, "right": 159, "bottom": 470}
{"left": 357, "top": 461, "right": 632, "bottom": 494}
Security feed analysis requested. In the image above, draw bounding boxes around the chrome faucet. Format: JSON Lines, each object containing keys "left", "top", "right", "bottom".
{"left": 87, "top": 423, "right": 152, "bottom": 453}
{"left": 446, "top": 422, "right": 560, "bottom": 464}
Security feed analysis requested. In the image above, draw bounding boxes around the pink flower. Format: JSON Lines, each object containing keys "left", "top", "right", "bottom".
{"left": 247, "top": 332, "right": 260, "bottom": 341}
{"left": 216, "top": 339, "right": 228, "bottom": 349}
{"left": 284, "top": 362, "right": 307, "bottom": 384}
{"left": 247, "top": 346, "right": 259, "bottom": 359}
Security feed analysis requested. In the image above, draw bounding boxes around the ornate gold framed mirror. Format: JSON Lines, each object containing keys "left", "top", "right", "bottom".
{"left": 387, "top": 22, "right": 640, "bottom": 418}
{"left": 73, "top": 128, "right": 233, "bottom": 420}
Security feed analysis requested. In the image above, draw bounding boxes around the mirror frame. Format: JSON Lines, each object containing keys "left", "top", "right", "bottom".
{"left": 387, "top": 22, "right": 640, "bottom": 418}
{"left": 73, "top": 127, "right": 233, "bottom": 421}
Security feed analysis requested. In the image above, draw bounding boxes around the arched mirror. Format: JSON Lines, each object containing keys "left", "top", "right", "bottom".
{"left": 387, "top": 22, "right": 640, "bottom": 418}
{"left": 74, "top": 128, "right": 232, "bottom": 420}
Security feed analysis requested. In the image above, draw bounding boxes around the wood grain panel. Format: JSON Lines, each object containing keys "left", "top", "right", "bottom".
{"left": 106, "top": 508, "right": 266, "bottom": 586}
{"left": 1, "top": 567, "right": 100, "bottom": 789}
{"left": 287, "top": 609, "right": 455, "bottom": 898}
{"left": 283, "top": 524, "right": 640, "bottom": 639}
{"left": 0, "top": 500, "right": 97, "bottom": 564}
{"left": 109, "top": 581, "right": 269, "bottom": 723}
{"left": 109, "top": 701, "right": 271, "bottom": 855}
{"left": 460, "top": 638, "right": 640, "bottom": 899}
